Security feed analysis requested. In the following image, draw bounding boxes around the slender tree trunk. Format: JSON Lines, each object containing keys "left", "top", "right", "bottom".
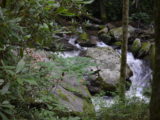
{"left": 119, "top": 0, "right": 129, "bottom": 102}
{"left": 100, "top": 0, "right": 107, "bottom": 22}
{"left": 150, "top": 0, "right": 160, "bottom": 120}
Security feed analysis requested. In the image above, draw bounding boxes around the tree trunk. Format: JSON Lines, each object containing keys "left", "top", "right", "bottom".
{"left": 119, "top": 0, "right": 129, "bottom": 102}
{"left": 150, "top": 0, "right": 160, "bottom": 120}
{"left": 100, "top": 0, "right": 107, "bottom": 22}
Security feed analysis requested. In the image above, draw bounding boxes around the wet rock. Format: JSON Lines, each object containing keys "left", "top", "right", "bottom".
{"left": 99, "top": 33, "right": 113, "bottom": 45}
{"left": 98, "top": 27, "right": 113, "bottom": 44}
{"left": 83, "top": 47, "right": 132, "bottom": 94}
{"left": 77, "top": 34, "right": 98, "bottom": 47}
{"left": 131, "top": 38, "right": 142, "bottom": 56}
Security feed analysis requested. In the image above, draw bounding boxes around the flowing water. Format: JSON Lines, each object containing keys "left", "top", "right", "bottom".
{"left": 126, "top": 52, "right": 152, "bottom": 99}
{"left": 58, "top": 37, "right": 152, "bottom": 111}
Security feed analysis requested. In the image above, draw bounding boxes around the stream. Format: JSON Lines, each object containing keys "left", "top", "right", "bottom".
{"left": 57, "top": 37, "right": 152, "bottom": 111}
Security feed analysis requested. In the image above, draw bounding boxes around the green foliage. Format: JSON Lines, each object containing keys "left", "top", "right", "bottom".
{"left": 0, "top": 52, "right": 94, "bottom": 119}
{"left": 0, "top": 101, "right": 14, "bottom": 120}
{"left": 130, "top": 12, "right": 150, "bottom": 24}
{"left": 0, "top": 0, "right": 93, "bottom": 50}
{"left": 0, "top": 8, "right": 24, "bottom": 47}
{"left": 88, "top": 0, "right": 152, "bottom": 23}
{"left": 34, "top": 55, "right": 94, "bottom": 82}
{"left": 0, "top": 0, "right": 96, "bottom": 119}
{"left": 97, "top": 97, "right": 149, "bottom": 120}
{"left": 34, "top": 108, "right": 81, "bottom": 120}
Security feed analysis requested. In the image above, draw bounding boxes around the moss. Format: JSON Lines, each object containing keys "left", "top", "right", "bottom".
{"left": 60, "top": 82, "right": 91, "bottom": 99}
{"left": 149, "top": 43, "right": 155, "bottom": 69}
{"left": 99, "top": 33, "right": 112, "bottom": 44}
{"left": 114, "top": 41, "right": 122, "bottom": 46}
{"left": 131, "top": 38, "right": 141, "bottom": 54}
{"left": 61, "top": 82, "right": 80, "bottom": 93}
{"left": 70, "top": 94, "right": 77, "bottom": 102}
{"left": 138, "top": 42, "right": 151, "bottom": 57}
{"left": 57, "top": 89, "right": 69, "bottom": 102}
{"left": 79, "top": 32, "right": 89, "bottom": 41}
{"left": 110, "top": 27, "right": 123, "bottom": 39}
{"left": 82, "top": 100, "right": 96, "bottom": 119}
{"left": 96, "top": 77, "right": 116, "bottom": 92}
{"left": 83, "top": 86, "right": 92, "bottom": 98}
{"left": 98, "top": 27, "right": 109, "bottom": 34}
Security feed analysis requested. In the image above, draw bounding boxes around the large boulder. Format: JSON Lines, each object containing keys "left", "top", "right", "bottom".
{"left": 82, "top": 47, "right": 132, "bottom": 94}
{"left": 110, "top": 25, "right": 135, "bottom": 40}
{"left": 98, "top": 25, "right": 136, "bottom": 45}
{"left": 98, "top": 27, "right": 113, "bottom": 44}
{"left": 51, "top": 74, "right": 95, "bottom": 117}
{"left": 23, "top": 49, "right": 95, "bottom": 117}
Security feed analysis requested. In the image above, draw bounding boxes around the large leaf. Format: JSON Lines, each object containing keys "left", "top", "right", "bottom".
{"left": 16, "top": 59, "right": 25, "bottom": 74}
{"left": 0, "top": 112, "right": 9, "bottom": 120}
{"left": 24, "top": 78, "right": 38, "bottom": 85}
{"left": 0, "top": 83, "right": 10, "bottom": 95}
{"left": 56, "top": 7, "right": 75, "bottom": 16}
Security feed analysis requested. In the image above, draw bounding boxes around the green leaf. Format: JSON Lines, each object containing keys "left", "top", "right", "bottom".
{"left": 24, "top": 78, "right": 38, "bottom": 85}
{"left": 0, "top": 112, "right": 9, "bottom": 120}
{"left": 17, "top": 78, "right": 24, "bottom": 85}
{"left": 0, "top": 79, "right": 4, "bottom": 86}
{"left": 0, "top": 83, "right": 10, "bottom": 95}
{"left": 16, "top": 59, "right": 25, "bottom": 73}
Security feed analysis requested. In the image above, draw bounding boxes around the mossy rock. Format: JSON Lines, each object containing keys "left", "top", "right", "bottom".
{"left": 98, "top": 33, "right": 112, "bottom": 44}
{"left": 79, "top": 32, "right": 89, "bottom": 42}
{"left": 53, "top": 85, "right": 95, "bottom": 117}
{"left": 57, "top": 89, "right": 69, "bottom": 101}
{"left": 82, "top": 100, "right": 96, "bottom": 119}
{"left": 131, "top": 38, "right": 142, "bottom": 55}
{"left": 84, "top": 47, "right": 132, "bottom": 94}
{"left": 113, "top": 41, "right": 122, "bottom": 48}
{"left": 98, "top": 27, "right": 109, "bottom": 34}
{"left": 110, "top": 26, "right": 135, "bottom": 40}
{"left": 138, "top": 42, "right": 151, "bottom": 58}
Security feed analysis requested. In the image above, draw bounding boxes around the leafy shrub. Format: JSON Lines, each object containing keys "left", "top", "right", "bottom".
{"left": 97, "top": 97, "right": 149, "bottom": 120}
{"left": 130, "top": 12, "right": 150, "bottom": 24}
{"left": 0, "top": 0, "right": 95, "bottom": 119}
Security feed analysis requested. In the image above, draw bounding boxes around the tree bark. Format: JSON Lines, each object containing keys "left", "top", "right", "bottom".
{"left": 150, "top": 0, "right": 160, "bottom": 120}
{"left": 100, "top": 0, "right": 107, "bottom": 22}
{"left": 119, "top": 0, "right": 129, "bottom": 102}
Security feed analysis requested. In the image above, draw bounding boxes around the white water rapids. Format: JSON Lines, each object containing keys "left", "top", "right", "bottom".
{"left": 56, "top": 37, "right": 152, "bottom": 111}
{"left": 126, "top": 52, "right": 152, "bottom": 99}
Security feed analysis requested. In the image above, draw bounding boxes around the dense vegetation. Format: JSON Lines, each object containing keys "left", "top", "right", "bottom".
{"left": 0, "top": 0, "right": 158, "bottom": 120}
